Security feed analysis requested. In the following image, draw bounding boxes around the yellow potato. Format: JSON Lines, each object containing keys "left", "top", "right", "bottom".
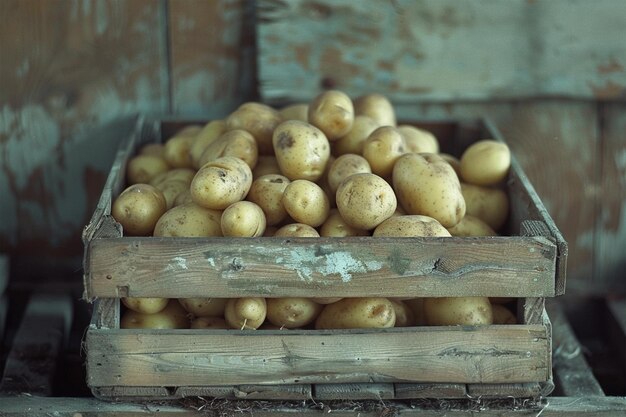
{"left": 439, "top": 153, "right": 462, "bottom": 179}
{"left": 390, "top": 299, "right": 415, "bottom": 327}
{"left": 112, "top": 183, "right": 167, "bottom": 236}
{"left": 226, "top": 102, "right": 282, "bottom": 155}
{"left": 461, "top": 183, "right": 509, "bottom": 231}
{"left": 127, "top": 154, "right": 170, "bottom": 185}
{"left": 198, "top": 129, "right": 258, "bottom": 170}
{"left": 174, "top": 189, "right": 193, "bottom": 206}
{"left": 274, "top": 223, "right": 320, "bottom": 237}
{"left": 332, "top": 115, "right": 380, "bottom": 156}
{"left": 393, "top": 153, "right": 465, "bottom": 228}
{"left": 362, "top": 126, "right": 408, "bottom": 179}
{"left": 424, "top": 297, "right": 493, "bottom": 326}
{"left": 246, "top": 174, "right": 291, "bottom": 226}
{"left": 315, "top": 298, "right": 396, "bottom": 329}
{"left": 178, "top": 298, "right": 228, "bottom": 317}
{"left": 272, "top": 120, "right": 330, "bottom": 181}
{"left": 279, "top": 103, "right": 309, "bottom": 122}
{"left": 373, "top": 215, "right": 451, "bottom": 237}
{"left": 282, "top": 180, "right": 330, "bottom": 227}
{"left": 308, "top": 90, "right": 354, "bottom": 141}
{"left": 320, "top": 209, "right": 369, "bottom": 237}
{"left": 336, "top": 173, "right": 397, "bottom": 230}
{"left": 121, "top": 299, "right": 190, "bottom": 329}
{"left": 312, "top": 298, "right": 343, "bottom": 304}
{"left": 327, "top": 154, "right": 371, "bottom": 194}
{"left": 155, "top": 179, "right": 189, "bottom": 210}
{"left": 446, "top": 214, "right": 497, "bottom": 237}
{"left": 191, "top": 316, "right": 229, "bottom": 329}
{"left": 190, "top": 156, "right": 253, "bottom": 210}
{"left": 221, "top": 201, "right": 266, "bottom": 237}
{"left": 122, "top": 297, "right": 168, "bottom": 314}
{"left": 460, "top": 140, "right": 511, "bottom": 186}
{"left": 153, "top": 203, "right": 222, "bottom": 237}
{"left": 150, "top": 168, "right": 196, "bottom": 187}
{"left": 252, "top": 155, "right": 282, "bottom": 178}
{"left": 398, "top": 125, "right": 439, "bottom": 154}
{"left": 164, "top": 133, "right": 196, "bottom": 169}
{"left": 190, "top": 120, "right": 228, "bottom": 169}
{"left": 266, "top": 298, "right": 323, "bottom": 328}
{"left": 139, "top": 143, "right": 165, "bottom": 158}
{"left": 492, "top": 304, "right": 517, "bottom": 324}
{"left": 224, "top": 298, "right": 267, "bottom": 330}
{"left": 354, "top": 93, "right": 396, "bottom": 127}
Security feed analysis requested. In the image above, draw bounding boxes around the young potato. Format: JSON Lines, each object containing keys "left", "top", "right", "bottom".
{"left": 439, "top": 153, "right": 462, "bottom": 178}
{"left": 122, "top": 297, "right": 169, "bottom": 314}
{"left": 424, "top": 297, "right": 493, "bottom": 326}
{"left": 461, "top": 183, "right": 509, "bottom": 231}
{"left": 191, "top": 316, "right": 229, "bottom": 329}
{"left": 354, "top": 93, "right": 396, "bottom": 127}
{"left": 121, "top": 299, "right": 190, "bottom": 329}
{"left": 373, "top": 215, "right": 451, "bottom": 237}
{"left": 139, "top": 143, "right": 165, "bottom": 157}
{"left": 315, "top": 298, "right": 396, "bottom": 329}
{"left": 174, "top": 189, "right": 193, "bottom": 206}
{"left": 393, "top": 153, "right": 465, "bottom": 228}
{"left": 336, "top": 173, "right": 397, "bottom": 230}
{"left": 127, "top": 154, "right": 170, "bottom": 185}
{"left": 190, "top": 120, "right": 228, "bottom": 169}
{"left": 390, "top": 299, "right": 415, "bottom": 327}
{"left": 190, "top": 156, "right": 253, "bottom": 210}
{"left": 112, "top": 183, "right": 167, "bottom": 236}
{"left": 332, "top": 116, "right": 380, "bottom": 156}
{"left": 221, "top": 201, "right": 266, "bottom": 237}
{"left": 226, "top": 102, "right": 282, "bottom": 155}
{"left": 178, "top": 298, "right": 228, "bottom": 317}
{"left": 327, "top": 154, "right": 372, "bottom": 193}
{"left": 282, "top": 180, "right": 330, "bottom": 227}
{"left": 272, "top": 120, "right": 330, "bottom": 181}
{"left": 279, "top": 103, "right": 309, "bottom": 122}
{"left": 224, "top": 297, "right": 267, "bottom": 330}
{"left": 198, "top": 129, "right": 258, "bottom": 170}
{"left": 246, "top": 174, "right": 291, "bottom": 226}
{"left": 155, "top": 179, "right": 189, "bottom": 210}
{"left": 253, "top": 156, "right": 282, "bottom": 178}
{"left": 320, "top": 209, "right": 369, "bottom": 237}
{"left": 153, "top": 203, "right": 222, "bottom": 237}
{"left": 150, "top": 168, "right": 196, "bottom": 187}
{"left": 397, "top": 125, "right": 439, "bottom": 154}
{"left": 266, "top": 298, "right": 323, "bottom": 328}
{"left": 492, "top": 304, "right": 517, "bottom": 324}
{"left": 362, "top": 126, "right": 408, "bottom": 179}
{"left": 460, "top": 140, "right": 511, "bottom": 186}
{"left": 164, "top": 133, "right": 196, "bottom": 169}
{"left": 274, "top": 223, "right": 320, "bottom": 237}
{"left": 308, "top": 90, "right": 354, "bottom": 141}
{"left": 447, "top": 214, "right": 497, "bottom": 237}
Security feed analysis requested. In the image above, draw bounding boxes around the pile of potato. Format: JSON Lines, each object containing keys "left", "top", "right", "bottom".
{"left": 112, "top": 91, "right": 516, "bottom": 330}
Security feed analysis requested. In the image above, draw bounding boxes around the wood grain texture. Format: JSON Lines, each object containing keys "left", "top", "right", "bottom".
{"left": 467, "top": 383, "right": 541, "bottom": 399}
{"left": 314, "top": 383, "right": 394, "bottom": 400}
{"left": 394, "top": 383, "right": 467, "bottom": 399}
{"left": 86, "top": 325, "right": 550, "bottom": 387}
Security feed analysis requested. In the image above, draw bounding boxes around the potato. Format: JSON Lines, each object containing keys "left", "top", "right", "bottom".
{"left": 127, "top": 154, "right": 170, "bottom": 185}
{"left": 424, "top": 297, "right": 493, "bottom": 326}
{"left": 362, "top": 126, "right": 408, "bottom": 179}
{"left": 354, "top": 93, "right": 396, "bottom": 127}
{"left": 139, "top": 143, "right": 165, "bottom": 157}
{"left": 224, "top": 297, "right": 267, "bottom": 330}
{"left": 373, "top": 215, "right": 451, "bottom": 237}
{"left": 246, "top": 174, "right": 291, "bottom": 226}
{"left": 266, "top": 298, "right": 323, "bottom": 328}
{"left": 198, "top": 129, "right": 258, "bottom": 170}
{"left": 190, "top": 120, "right": 228, "bottom": 169}
{"left": 332, "top": 115, "right": 379, "bottom": 156}
{"left": 492, "top": 304, "right": 517, "bottom": 324}
{"left": 390, "top": 299, "right": 415, "bottom": 327}
{"left": 221, "top": 201, "right": 266, "bottom": 237}
{"left": 439, "top": 153, "right": 461, "bottom": 178}
{"left": 178, "top": 298, "right": 228, "bottom": 317}
{"left": 174, "top": 189, "right": 193, "bottom": 206}
{"left": 320, "top": 209, "right": 369, "bottom": 237}
{"left": 404, "top": 298, "right": 427, "bottom": 325}
{"left": 150, "top": 168, "right": 196, "bottom": 187}
{"left": 398, "top": 125, "right": 439, "bottom": 154}
{"left": 460, "top": 140, "right": 511, "bottom": 186}
{"left": 190, "top": 156, "right": 253, "bottom": 210}
{"left": 153, "top": 202, "right": 222, "bottom": 237}
{"left": 122, "top": 297, "right": 168, "bottom": 314}
{"left": 112, "top": 183, "right": 167, "bottom": 236}
{"left": 393, "top": 153, "right": 465, "bottom": 228}
{"left": 315, "top": 298, "right": 396, "bottom": 329}
{"left": 174, "top": 125, "right": 203, "bottom": 137}
{"left": 279, "top": 103, "right": 309, "bottom": 122}
{"left": 272, "top": 120, "right": 330, "bottom": 181}
{"left": 164, "top": 133, "right": 196, "bottom": 169}
{"left": 447, "top": 214, "right": 497, "bottom": 237}
{"left": 274, "top": 223, "right": 320, "bottom": 237}
{"left": 191, "top": 316, "right": 229, "bottom": 329}
{"left": 282, "top": 180, "right": 330, "bottom": 227}
{"left": 327, "top": 154, "right": 371, "bottom": 194}
{"left": 155, "top": 179, "right": 189, "bottom": 210}
{"left": 336, "top": 173, "right": 397, "bottom": 230}
{"left": 312, "top": 298, "right": 343, "bottom": 304}
{"left": 226, "top": 102, "right": 282, "bottom": 155}
{"left": 253, "top": 155, "right": 281, "bottom": 178}
{"left": 308, "top": 90, "right": 354, "bottom": 141}
{"left": 121, "top": 299, "right": 190, "bottom": 329}
{"left": 461, "top": 183, "right": 509, "bottom": 231}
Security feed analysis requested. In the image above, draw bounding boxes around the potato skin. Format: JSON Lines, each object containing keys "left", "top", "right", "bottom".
{"left": 461, "top": 183, "right": 509, "bottom": 231}
{"left": 320, "top": 209, "right": 369, "bottom": 237}
{"left": 272, "top": 120, "right": 330, "bottom": 181}
{"left": 155, "top": 179, "right": 189, "bottom": 210}
{"left": 279, "top": 103, "right": 309, "bottom": 122}
{"left": 336, "top": 173, "right": 397, "bottom": 230}
{"left": 190, "top": 156, "right": 253, "bottom": 210}
{"left": 315, "top": 298, "right": 396, "bottom": 329}
{"left": 221, "top": 201, "right": 266, "bottom": 237}
{"left": 354, "top": 93, "right": 396, "bottom": 127}
{"left": 153, "top": 203, "right": 222, "bottom": 237}
{"left": 224, "top": 298, "right": 267, "bottom": 330}
{"left": 191, "top": 316, "right": 229, "bottom": 329}
{"left": 424, "top": 297, "right": 493, "bottom": 326}
{"left": 446, "top": 214, "right": 497, "bottom": 237}
{"left": 121, "top": 299, "right": 190, "bottom": 329}
{"left": 308, "top": 90, "right": 354, "bottom": 141}
{"left": 164, "top": 133, "right": 195, "bottom": 168}
{"left": 247, "top": 174, "right": 291, "bottom": 226}
{"left": 178, "top": 298, "right": 228, "bottom": 317}
{"left": 327, "top": 154, "right": 371, "bottom": 194}
{"left": 373, "top": 215, "right": 451, "bottom": 237}
{"left": 460, "top": 140, "right": 511, "bottom": 186}
{"left": 127, "top": 155, "right": 170, "bottom": 185}
{"left": 282, "top": 180, "right": 330, "bottom": 228}
{"left": 492, "top": 304, "right": 517, "bottom": 324}
{"left": 266, "top": 298, "right": 323, "bottom": 328}
{"left": 226, "top": 102, "right": 282, "bottom": 155}
{"left": 122, "top": 297, "right": 169, "bottom": 314}
{"left": 390, "top": 299, "right": 415, "bottom": 327}
{"left": 362, "top": 126, "right": 407, "bottom": 179}
{"left": 198, "top": 129, "right": 258, "bottom": 170}
{"left": 333, "top": 115, "right": 380, "bottom": 156}
{"left": 253, "top": 155, "right": 282, "bottom": 178}
{"left": 274, "top": 223, "right": 320, "bottom": 237}
{"left": 397, "top": 125, "right": 439, "bottom": 154}
{"left": 112, "top": 184, "right": 167, "bottom": 236}
{"left": 190, "top": 120, "right": 228, "bottom": 169}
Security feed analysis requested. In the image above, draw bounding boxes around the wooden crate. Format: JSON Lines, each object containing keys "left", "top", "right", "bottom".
{"left": 82, "top": 117, "right": 566, "bottom": 401}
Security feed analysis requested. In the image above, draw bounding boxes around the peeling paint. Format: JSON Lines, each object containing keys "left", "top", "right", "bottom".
{"left": 164, "top": 256, "right": 189, "bottom": 272}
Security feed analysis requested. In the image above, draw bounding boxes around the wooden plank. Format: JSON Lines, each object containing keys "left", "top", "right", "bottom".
{"left": 89, "top": 298, "right": 120, "bottom": 330}
{"left": 394, "top": 383, "right": 467, "bottom": 399}
{"left": 467, "top": 383, "right": 541, "bottom": 399}
{"left": 258, "top": 0, "right": 626, "bottom": 103}
{"left": 177, "top": 384, "right": 312, "bottom": 400}
{"left": 0, "top": 293, "right": 73, "bottom": 396}
{"left": 87, "top": 235, "right": 556, "bottom": 298}
{"left": 314, "top": 383, "right": 395, "bottom": 400}
{"left": 518, "top": 298, "right": 546, "bottom": 326}
{"left": 86, "top": 325, "right": 549, "bottom": 387}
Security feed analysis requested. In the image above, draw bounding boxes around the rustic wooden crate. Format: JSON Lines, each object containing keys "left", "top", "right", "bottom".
{"left": 82, "top": 117, "right": 566, "bottom": 401}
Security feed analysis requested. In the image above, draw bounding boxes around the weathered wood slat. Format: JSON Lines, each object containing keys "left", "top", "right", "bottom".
{"left": 178, "top": 384, "right": 312, "bottom": 400}
{"left": 87, "top": 325, "right": 549, "bottom": 387}
{"left": 394, "top": 383, "right": 467, "bottom": 399}
{"left": 90, "top": 298, "right": 120, "bottom": 330}
{"left": 467, "top": 383, "right": 541, "bottom": 399}
{"left": 314, "top": 383, "right": 395, "bottom": 400}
